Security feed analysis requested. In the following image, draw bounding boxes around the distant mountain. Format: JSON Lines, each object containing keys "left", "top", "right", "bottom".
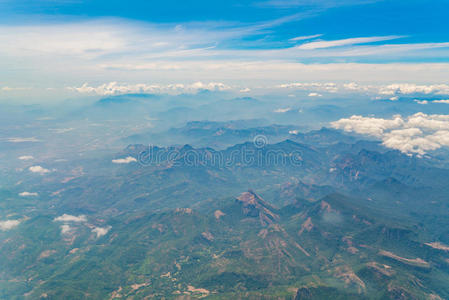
{"left": 122, "top": 121, "right": 302, "bottom": 148}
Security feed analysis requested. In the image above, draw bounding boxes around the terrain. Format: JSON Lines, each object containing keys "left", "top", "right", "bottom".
{"left": 1, "top": 116, "right": 449, "bottom": 299}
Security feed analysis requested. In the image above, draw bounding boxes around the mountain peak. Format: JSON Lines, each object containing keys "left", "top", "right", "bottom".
{"left": 236, "top": 191, "right": 279, "bottom": 226}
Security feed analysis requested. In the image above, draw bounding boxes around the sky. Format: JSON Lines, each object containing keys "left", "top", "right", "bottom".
{"left": 1, "top": 0, "right": 449, "bottom": 100}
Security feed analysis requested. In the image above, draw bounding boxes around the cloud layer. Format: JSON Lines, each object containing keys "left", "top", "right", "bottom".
{"left": 69, "top": 81, "right": 230, "bottom": 96}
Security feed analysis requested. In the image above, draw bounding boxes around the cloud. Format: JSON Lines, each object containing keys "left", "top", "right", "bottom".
{"left": 379, "top": 84, "right": 449, "bottom": 95}
{"left": 1, "top": 86, "right": 30, "bottom": 91}
{"left": 277, "top": 82, "right": 338, "bottom": 93}
{"left": 331, "top": 114, "right": 404, "bottom": 137}
{"left": 112, "top": 156, "right": 137, "bottom": 164}
{"left": 1, "top": 18, "right": 449, "bottom": 98}
{"left": 274, "top": 107, "right": 291, "bottom": 113}
{"left": 8, "top": 137, "right": 40, "bottom": 143}
{"left": 239, "top": 87, "right": 251, "bottom": 93}
{"left": 276, "top": 82, "right": 449, "bottom": 98}
{"left": 0, "top": 220, "right": 20, "bottom": 231}
{"left": 69, "top": 81, "right": 231, "bottom": 96}
{"left": 29, "top": 165, "right": 51, "bottom": 174}
{"left": 18, "top": 155, "right": 34, "bottom": 160}
{"left": 261, "top": 0, "right": 381, "bottom": 9}
{"left": 415, "top": 100, "right": 428, "bottom": 105}
{"left": 60, "top": 224, "right": 72, "bottom": 234}
{"left": 308, "top": 92, "right": 322, "bottom": 97}
{"left": 433, "top": 99, "right": 449, "bottom": 104}
{"left": 49, "top": 128, "right": 74, "bottom": 134}
{"left": 289, "top": 34, "right": 322, "bottom": 41}
{"left": 342, "top": 82, "right": 370, "bottom": 92}
{"left": 331, "top": 113, "right": 449, "bottom": 155}
{"left": 54, "top": 214, "right": 87, "bottom": 223}
{"left": 297, "top": 36, "right": 403, "bottom": 50}
{"left": 92, "top": 226, "right": 111, "bottom": 238}
{"left": 19, "top": 192, "right": 38, "bottom": 197}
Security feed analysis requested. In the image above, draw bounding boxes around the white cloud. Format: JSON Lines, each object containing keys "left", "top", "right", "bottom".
{"left": 1, "top": 86, "right": 30, "bottom": 91}
{"left": 415, "top": 100, "right": 428, "bottom": 105}
{"left": 342, "top": 82, "right": 368, "bottom": 91}
{"left": 49, "top": 128, "right": 74, "bottom": 134}
{"left": 0, "top": 220, "right": 20, "bottom": 231}
{"left": 274, "top": 107, "right": 291, "bottom": 113}
{"left": 276, "top": 82, "right": 449, "bottom": 98}
{"left": 29, "top": 165, "right": 51, "bottom": 174}
{"left": 331, "top": 113, "right": 449, "bottom": 155}
{"left": 18, "top": 155, "right": 34, "bottom": 160}
{"left": 278, "top": 82, "right": 336, "bottom": 89}
{"left": 297, "top": 36, "right": 403, "bottom": 50}
{"left": 112, "top": 156, "right": 137, "bottom": 164}
{"left": 19, "top": 192, "right": 38, "bottom": 197}
{"left": 277, "top": 82, "right": 338, "bottom": 93}
{"left": 289, "top": 34, "right": 322, "bottom": 41}
{"left": 54, "top": 214, "right": 87, "bottom": 223}
{"left": 69, "top": 81, "right": 231, "bottom": 96}
{"left": 433, "top": 99, "right": 449, "bottom": 104}
{"left": 60, "top": 224, "right": 72, "bottom": 234}
{"left": 308, "top": 92, "right": 322, "bottom": 97}
{"left": 239, "top": 87, "right": 251, "bottom": 93}
{"left": 379, "top": 84, "right": 449, "bottom": 96}
{"left": 92, "top": 226, "right": 111, "bottom": 238}
{"left": 8, "top": 137, "right": 40, "bottom": 143}
{"left": 331, "top": 114, "right": 404, "bottom": 137}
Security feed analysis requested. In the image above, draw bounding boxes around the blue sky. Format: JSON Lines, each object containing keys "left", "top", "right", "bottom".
{"left": 0, "top": 0, "right": 449, "bottom": 100}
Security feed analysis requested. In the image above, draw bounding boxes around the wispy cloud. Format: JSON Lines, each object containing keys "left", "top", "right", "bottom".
{"left": 49, "top": 128, "right": 74, "bottom": 134}
{"left": 274, "top": 107, "right": 291, "bottom": 113}
{"left": 289, "top": 34, "right": 322, "bottom": 41}
{"left": 19, "top": 192, "right": 38, "bottom": 197}
{"left": 18, "top": 155, "right": 34, "bottom": 160}
{"left": 261, "top": 0, "right": 380, "bottom": 9}
{"left": 1, "top": 86, "right": 30, "bottom": 91}
{"left": 1, "top": 18, "right": 449, "bottom": 96}
{"left": 297, "top": 36, "right": 403, "bottom": 49}
{"left": 8, "top": 137, "right": 40, "bottom": 143}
